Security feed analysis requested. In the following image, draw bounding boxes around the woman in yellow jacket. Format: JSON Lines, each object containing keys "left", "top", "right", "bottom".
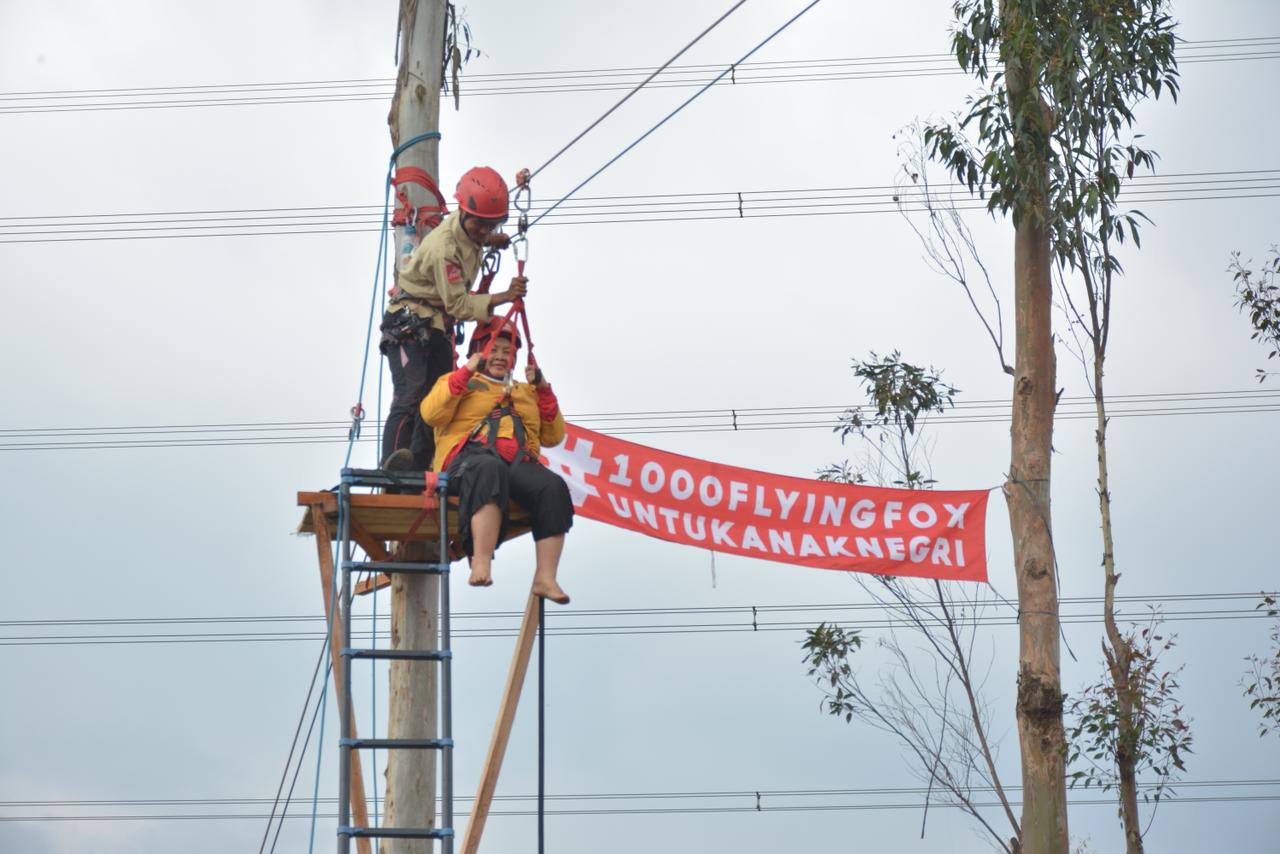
{"left": 420, "top": 317, "right": 572, "bottom": 604}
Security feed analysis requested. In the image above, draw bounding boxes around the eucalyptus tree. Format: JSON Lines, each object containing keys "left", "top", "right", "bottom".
{"left": 921, "top": 2, "right": 1179, "bottom": 850}
{"left": 1229, "top": 247, "right": 1280, "bottom": 383}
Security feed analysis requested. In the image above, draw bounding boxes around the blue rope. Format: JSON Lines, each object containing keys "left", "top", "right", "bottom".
{"left": 346, "top": 186, "right": 391, "bottom": 470}
{"left": 346, "top": 130, "right": 442, "bottom": 469}
{"left": 392, "top": 131, "right": 442, "bottom": 164}
{"left": 311, "top": 127, "right": 442, "bottom": 850}
{"left": 305, "top": 660, "right": 333, "bottom": 854}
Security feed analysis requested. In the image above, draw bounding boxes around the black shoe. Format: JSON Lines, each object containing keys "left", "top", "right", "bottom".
{"left": 382, "top": 448, "right": 414, "bottom": 472}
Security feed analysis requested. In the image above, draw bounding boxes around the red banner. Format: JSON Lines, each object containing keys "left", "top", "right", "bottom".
{"left": 541, "top": 424, "right": 990, "bottom": 582}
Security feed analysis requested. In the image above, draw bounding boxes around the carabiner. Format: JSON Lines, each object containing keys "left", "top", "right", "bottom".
{"left": 511, "top": 233, "right": 529, "bottom": 272}
{"left": 481, "top": 248, "right": 502, "bottom": 277}
{"left": 512, "top": 167, "right": 532, "bottom": 238}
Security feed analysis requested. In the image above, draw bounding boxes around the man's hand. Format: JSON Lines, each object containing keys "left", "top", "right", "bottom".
{"left": 484, "top": 231, "right": 512, "bottom": 249}
{"left": 493, "top": 275, "right": 528, "bottom": 306}
{"left": 465, "top": 352, "right": 485, "bottom": 373}
{"left": 526, "top": 365, "right": 545, "bottom": 387}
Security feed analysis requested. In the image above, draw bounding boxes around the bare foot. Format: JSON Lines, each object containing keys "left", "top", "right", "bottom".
{"left": 532, "top": 579, "right": 570, "bottom": 605}
{"left": 468, "top": 557, "right": 493, "bottom": 587}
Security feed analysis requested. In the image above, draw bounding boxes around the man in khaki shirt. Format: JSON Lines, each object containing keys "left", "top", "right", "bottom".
{"left": 379, "top": 166, "right": 527, "bottom": 471}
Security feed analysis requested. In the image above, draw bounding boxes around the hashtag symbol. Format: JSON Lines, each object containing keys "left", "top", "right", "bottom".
{"left": 543, "top": 435, "right": 602, "bottom": 507}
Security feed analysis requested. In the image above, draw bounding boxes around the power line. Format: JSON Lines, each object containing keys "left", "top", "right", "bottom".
{"left": 2, "top": 592, "right": 1271, "bottom": 647}
{"left": 0, "top": 611, "right": 1266, "bottom": 647}
{"left": 4, "top": 591, "right": 1264, "bottom": 627}
{"left": 2, "top": 388, "right": 1277, "bottom": 451}
{"left": 526, "top": 0, "right": 748, "bottom": 182}
{"left": 4, "top": 168, "right": 1274, "bottom": 223}
{"left": 2, "top": 386, "right": 1275, "bottom": 432}
{"left": 4, "top": 37, "right": 1276, "bottom": 98}
{"left": 3, "top": 795, "right": 1276, "bottom": 822}
{"left": 527, "top": 0, "right": 828, "bottom": 229}
{"left": 2, "top": 170, "right": 1275, "bottom": 244}
{"left": 0, "top": 38, "right": 1274, "bottom": 114}
{"left": 4, "top": 778, "right": 1275, "bottom": 810}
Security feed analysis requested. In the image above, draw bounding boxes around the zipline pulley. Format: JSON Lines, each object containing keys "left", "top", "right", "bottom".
{"left": 512, "top": 168, "right": 532, "bottom": 276}
{"left": 348, "top": 403, "right": 366, "bottom": 442}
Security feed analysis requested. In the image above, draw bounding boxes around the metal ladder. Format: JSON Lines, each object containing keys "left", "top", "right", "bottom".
{"left": 336, "top": 467, "right": 454, "bottom": 852}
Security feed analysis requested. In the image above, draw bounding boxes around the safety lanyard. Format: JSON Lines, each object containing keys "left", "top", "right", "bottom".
{"left": 480, "top": 168, "right": 537, "bottom": 370}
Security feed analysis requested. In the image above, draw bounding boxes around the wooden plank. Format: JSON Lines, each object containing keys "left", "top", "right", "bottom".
{"left": 298, "top": 489, "right": 532, "bottom": 543}
{"left": 354, "top": 573, "right": 392, "bottom": 597}
{"left": 460, "top": 591, "right": 542, "bottom": 854}
{"left": 350, "top": 518, "right": 391, "bottom": 561}
{"left": 298, "top": 490, "right": 339, "bottom": 511}
{"left": 311, "top": 504, "right": 373, "bottom": 854}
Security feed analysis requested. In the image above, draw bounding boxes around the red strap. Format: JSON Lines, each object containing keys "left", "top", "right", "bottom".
{"left": 386, "top": 477, "right": 440, "bottom": 560}
{"left": 422, "top": 471, "right": 439, "bottom": 511}
{"left": 391, "top": 166, "right": 449, "bottom": 233}
{"left": 480, "top": 300, "right": 537, "bottom": 369}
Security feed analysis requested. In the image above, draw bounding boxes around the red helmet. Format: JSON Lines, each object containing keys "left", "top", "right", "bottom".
{"left": 454, "top": 166, "right": 509, "bottom": 221}
{"left": 468, "top": 316, "right": 522, "bottom": 356}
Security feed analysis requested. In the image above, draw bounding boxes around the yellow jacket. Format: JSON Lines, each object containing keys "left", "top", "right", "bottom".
{"left": 392, "top": 212, "right": 493, "bottom": 331}
{"left": 420, "top": 371, "right": 565, "bottom": 472}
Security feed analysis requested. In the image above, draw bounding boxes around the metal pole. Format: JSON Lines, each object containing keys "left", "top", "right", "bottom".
{"left": 338, "top": 477, "right": 353, "bottom": 854}
{"left": 438, "top": 473, "right": 454, "bottom": 854}
{"left": 538, "top": 597, "right": 545, "bottom": 854}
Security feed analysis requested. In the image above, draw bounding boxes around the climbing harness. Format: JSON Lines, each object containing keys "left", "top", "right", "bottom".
{"left": 465, "top": 402, "right": 534, "bottom": 467}
{"left": 391, "top": 166, "right": 449, "bottom": 237}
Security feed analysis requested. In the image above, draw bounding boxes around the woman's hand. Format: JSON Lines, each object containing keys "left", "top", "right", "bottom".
{"left": 466, "top": 352, "right": 485, "bottom": 373}
{"left": 526, "top": 365, "right": 545, "bottom": 387}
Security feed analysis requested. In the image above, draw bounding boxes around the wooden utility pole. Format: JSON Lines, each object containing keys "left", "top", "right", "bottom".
{"left": 384, "top": 2, "right": 447, "bottom": 851}
{"left": 1000, "top": 1, "right": 1069, "bottom": 850}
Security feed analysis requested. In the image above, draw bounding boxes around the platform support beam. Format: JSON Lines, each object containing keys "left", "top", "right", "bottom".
{"left": 311, "top": 504, "right": 373, "bottom": 854}
{"left": 460, "top": 592, "right": 542, "bottom": 854}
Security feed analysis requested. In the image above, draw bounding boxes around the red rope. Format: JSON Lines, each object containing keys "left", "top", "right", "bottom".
{"left": 389, "top": 478, "right": 441, "bottom": 561}
{"left": 391, "top": 166, "right": 449, "bottom": 233}
{"left": 480, "top": 299, "right": 537, "bottom": 369}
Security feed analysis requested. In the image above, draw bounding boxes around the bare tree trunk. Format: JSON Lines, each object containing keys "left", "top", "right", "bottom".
{"left": 384, "top": 2, "right": 446, "bottom": 852}
{"left": 1007, "top": 214, "right": 1068, "bottom": 854}
{"left": 1001, "top": 2, "right": 1069, "bottom": 849}
{"left": 1094, "top": 355, "right": 1143, "bottom": 854}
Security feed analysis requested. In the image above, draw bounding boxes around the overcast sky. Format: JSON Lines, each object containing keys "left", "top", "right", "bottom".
{"left": 2, "top": 1, "right": 1278, "bottom": 852}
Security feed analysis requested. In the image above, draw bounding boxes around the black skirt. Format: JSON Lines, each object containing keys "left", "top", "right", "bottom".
{"left": 446, "top": 443, "right": 574, "bottom": 556}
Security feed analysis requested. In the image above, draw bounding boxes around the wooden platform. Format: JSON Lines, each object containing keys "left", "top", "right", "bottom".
{"left": 297, "top": 490, "right": 532, "bottom": 595}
